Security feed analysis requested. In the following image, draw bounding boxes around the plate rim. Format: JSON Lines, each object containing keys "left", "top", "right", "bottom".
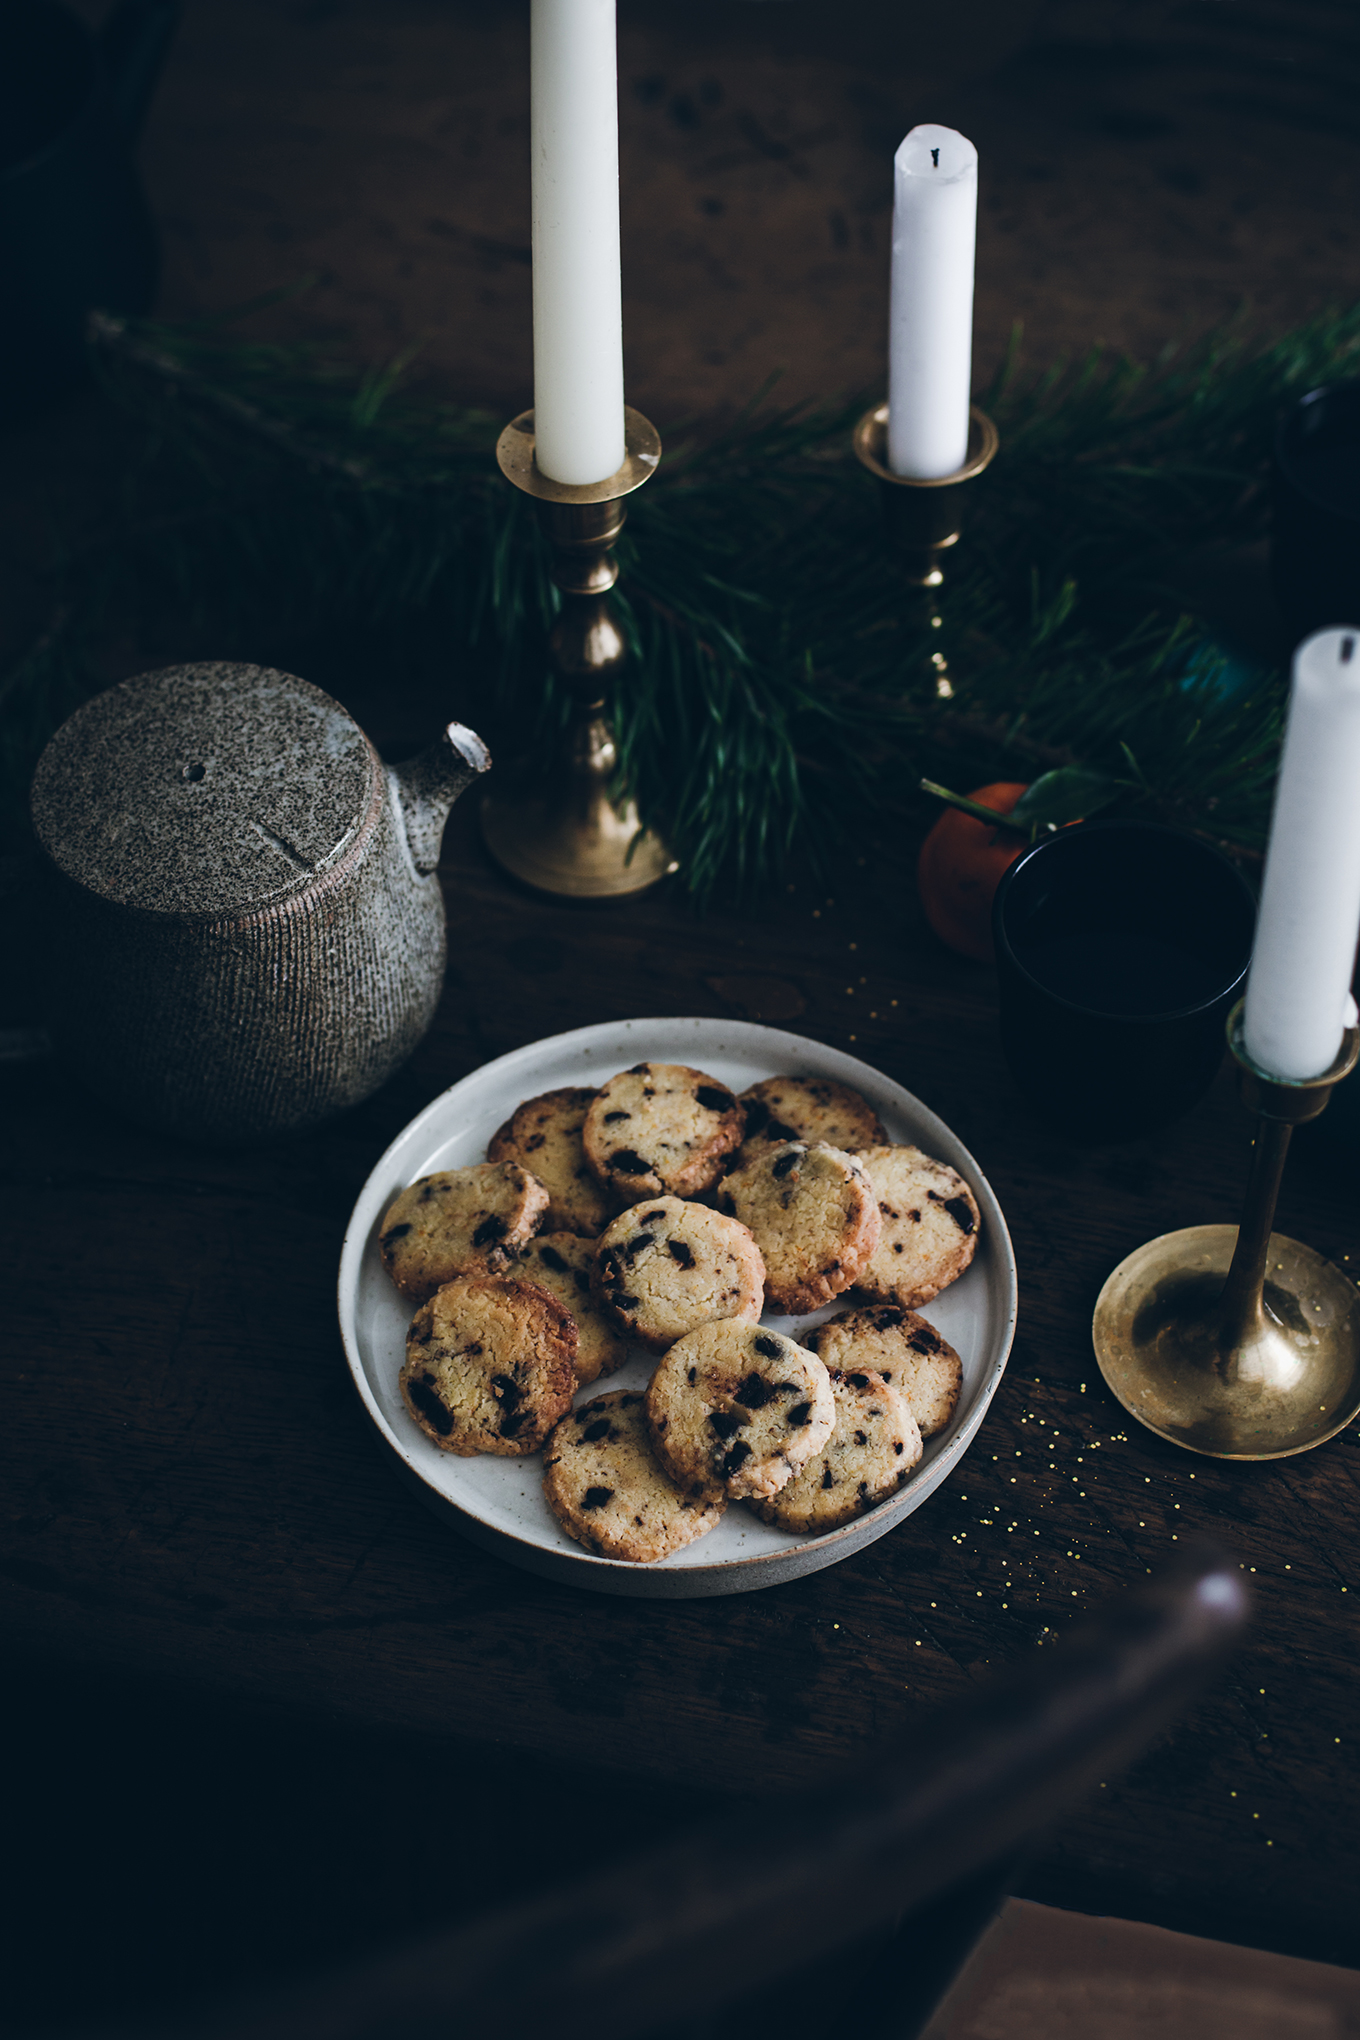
{"left": 337, "top": 1016, "right": 1018, "bottom": 1588}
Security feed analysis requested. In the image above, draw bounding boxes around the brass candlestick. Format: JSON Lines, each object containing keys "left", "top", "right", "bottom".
{"left": 481, "top": 406, "right": 678, "bottom": 898}
{"left": 852, "top": 402, "right": 999, "bottom": 698}
{"left": 1093, "top": 1001, "right": 1360, "bottom": 1460}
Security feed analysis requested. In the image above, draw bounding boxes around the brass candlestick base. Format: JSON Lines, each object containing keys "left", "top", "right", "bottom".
{"left": 480, "top": 406, "right": 678, "bottom": 899}
{"left": 1093, "top": 1003, "right": 1360, "bottom": 1459}
{"left": 852, "top": 403, "right": 999, "bottom": 699}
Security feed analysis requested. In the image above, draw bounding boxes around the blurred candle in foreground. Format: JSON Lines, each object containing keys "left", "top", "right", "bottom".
{"left": 1243, "top": 627, "right": 1360, "bottom": 1080}
{"left": 887, "top": 123, "right": 977, "bottom": 481}
{"left": 530, "top": 0, "right": 625, "bottom": 485}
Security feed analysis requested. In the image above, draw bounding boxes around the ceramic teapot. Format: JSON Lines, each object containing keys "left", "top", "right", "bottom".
{"left": 1, "top": 0, "right": 178, "bottom": 400}
{"left": 29, "top": 662, "right": 491, "bottom": 1142}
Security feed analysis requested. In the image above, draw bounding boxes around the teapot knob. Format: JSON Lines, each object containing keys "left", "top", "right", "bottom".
{"left": 390, "top": 722, "right": 491, "bottom": 876}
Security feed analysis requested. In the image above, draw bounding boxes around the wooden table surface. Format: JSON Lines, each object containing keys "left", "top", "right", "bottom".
{"left": 5, "top": 779, "right": 1360, "bottom": 2021}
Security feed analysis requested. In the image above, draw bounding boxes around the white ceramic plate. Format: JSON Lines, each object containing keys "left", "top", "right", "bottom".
{"left": 338, "top": 1018, "right": 1017, "bottom": 1598}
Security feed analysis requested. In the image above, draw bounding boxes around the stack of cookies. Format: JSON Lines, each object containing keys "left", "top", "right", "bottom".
{"left": 378, "top": 1063, "right": 980, "bottom": 1564}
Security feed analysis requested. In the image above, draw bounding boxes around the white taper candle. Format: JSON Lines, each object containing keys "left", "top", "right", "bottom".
{"left": 1243, "top": 627, "right": 1360, "bottom": 1080}
{"left": 530, "top": 0, "right": 626, "bottom": 486}
{"left": 887, "top": 123, "right": 978, "bottom": 481}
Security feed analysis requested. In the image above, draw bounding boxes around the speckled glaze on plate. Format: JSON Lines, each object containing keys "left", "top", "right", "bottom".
{"left": 338, "top": 1018, "right": 1018, "bottom": 1598}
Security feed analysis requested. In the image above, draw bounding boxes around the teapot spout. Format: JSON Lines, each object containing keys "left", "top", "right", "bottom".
{"left": 390, "top": 723, "right": 491, "bottom": 877}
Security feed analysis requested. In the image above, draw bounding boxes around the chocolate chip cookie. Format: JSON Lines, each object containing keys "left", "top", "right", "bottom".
{"left": 514, "top": 1232, "right": 628, "bottom": 1386}
{"left": 854, "top": 1146, "right": 980, "bottom": 1308}
{"left": 718, "top": 1141, "right": 881, "bottom": 1314}
{"left": 592, "top": 1196, "right": 765, "bottom": 1350}
{"left": 749, "top": 1366, "right": 923, "bottom": 1533}
{"left": 542, "top": 1391, "right": 726, "bottom": 1562}
{"left": 379, "top": 1162, "right": 549, "bottom": 1304}
{"left": 582, "top": 1063, "right": 744, "bottom": 1203}
{"left": 732, "top": 1075, "right": 887, "bottom": 1171}
{"left": 809, "top": 1303, "right": 963, "bottom": 1439}
{"left": 487, "top": 1087, "right": 612, "bottom": 1238}
{"left": 645, "top": 1318, "right": 835, "bottom": 1501}
{"left": 399, "top": 1276, "right": 576, "bottom": 1456}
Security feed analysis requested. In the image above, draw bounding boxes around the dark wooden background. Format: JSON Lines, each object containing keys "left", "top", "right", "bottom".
{"left": 4, "top": 1, "right": 1360, "bottom": 2032}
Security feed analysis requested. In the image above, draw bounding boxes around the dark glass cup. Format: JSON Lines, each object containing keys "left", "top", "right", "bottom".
{"left": 1272, "top": 383, "right": 1360, "bottom": 644}
{"left": 991, "top": 820, "right": 1256, "bottom": 1143}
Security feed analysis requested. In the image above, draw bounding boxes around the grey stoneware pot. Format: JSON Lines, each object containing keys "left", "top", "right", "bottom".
{"left": 29, "top": 662, "right": 491, "bottom": 1143}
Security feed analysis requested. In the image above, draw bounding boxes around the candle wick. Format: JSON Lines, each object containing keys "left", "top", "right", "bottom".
{"left": 931, "top": 147, "right": 940, "bottom": 166}
{"left": 1343, "top": 636, "right": 1356, "bottom": 665}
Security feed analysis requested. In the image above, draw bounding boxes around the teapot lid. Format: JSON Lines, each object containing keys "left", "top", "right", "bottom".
{"left": 30, "top": 662, "right": 377, "bottom": 917}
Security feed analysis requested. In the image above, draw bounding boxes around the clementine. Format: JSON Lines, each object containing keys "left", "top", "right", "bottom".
{"left": 917, "top": 782, "right": 1029, "bottom": 963}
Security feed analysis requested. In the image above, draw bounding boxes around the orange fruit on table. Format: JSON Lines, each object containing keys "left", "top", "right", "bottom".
{"left": 917, "top": 782, "right": 1029, "bottom": 963}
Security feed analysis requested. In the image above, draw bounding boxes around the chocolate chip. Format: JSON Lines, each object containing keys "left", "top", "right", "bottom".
{"left": 613, "top": 1293, "right": 640, "bottom": 1309}
{"left": 639, "top": 1209, "right": 665, "bottom": 1224}
{"left": 854, "top": 1429, "right": 868, "bottom": 1446}
{"left": 722, "top": 1440, "right": 753, "bottom": 1477}
{"left": 581, "top": 1486, "right": 614, "bottom": 1509}
{"left": 603, "top": 1109, "right": 631, "bottom": 1123}
{"left": 491, "top": 1374, "right": 520, "bottom": 1408}
{"left": 894, "top": 1441, "right": 905, "bottom": 1455}
{"left": 610, "top": 1150, "right": 650, "bottom": 1175}
{"left": 406, "top": 1376, "right": 452, "bottom": 1434}
{"left": 734, "top": 1372, "right": 776, "bottom": 1409}
{"left": 909, "top": 1329, "right": 941, "bottom": 1354}
{"left": 771, "top": 1149, "right": 800, "bottom": 1180}
{"left": 472, "top": 1215, "right": 507, "bottom": 1248}
{"left": 624, "top": 1234, "right": 653, "bottom": 1258}
{"left": 786, "top": 1402, "right": 812, "bottom": 1427}
{"left": 419, "top": 1184, "right": 437, "bottom": 1201}
{"left": 539, "top": 1244, "right": 569, "bottom": 1274}
{"left": 381, "top": 1224, "right": 411, "bottom": 1247}
{"left": 687, "top": 1366, "right": 697, "bottom": 1384}
{"left": 667, "top": 1238, "right": 696, "bottom": 1268}
{"left": 753, "top": 1334, "right": 782, "bottom": 1359}
{"left": 872, "top": 1307, "right": 904, "bottom": 1327}
{"left": 526, "top": 1133, "right": 545, "bottom": 1150}
{"left": 500, "top": 1411, "right": 526, "bottom": 1437}
{"left": 709, "top": 1410, "right": 744, "bottom": 1440}
{"left": 894, "top": 1244, "right": 904, "bottom": 1254}
{"left": 879, "top": 1202, "right": 898, "bottom": 1218}
{"left": 582, "top": 1419, "right": 613, "bottom": 1442}
{"left": 943, "top": 1197, "right": 975, "bottom": 1234}
{"left": 908, "top": 1209, "right": 921, "bottom": 1223}
{"left": 821, "top": 1464, "right": 835, "bottom": 1490}
{"left": 858, "top": 1480, "right": 870, "bottom": 1496}
{"left": 848, "top": 1373, "right": 870, "bottom": 1389}
{"left": 695, "top": 1086, "right": 734, "bottom": 1113}
{"left": 627, "top": 1063, "right": 651, "bottom": 1076}
{"left": 767, "top": 1119, "right": 797, "bottom": 1141}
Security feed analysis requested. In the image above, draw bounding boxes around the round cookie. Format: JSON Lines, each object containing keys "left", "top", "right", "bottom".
{"left": 808, "top": 1303, "right": 963, "bottom": 1439}
{"left": 487, "top": 1088, "right": 612, "bottom": 1238}
{"left": 379, "top": 1162, "right": 549, "bottom": 1304}
{"left": 646, "top": 1318, "right": 835, "bottom": 1502}
{"left": 718, "top": 1141, "right": 881, "bottom": 1315}
{"left": 514, "top": 1232, "right": 629, "bottom": 1386}
{"left": 583, "top": 1063, "right": 744, "bottom": 1204}
{"left": 732, "top": 1076, "right": 887, "bottom": 1171}
{"left": 592, "top": 1197, "right": 765, "bottom": 1351}
{"left": 749, "top": 1367, "right": 923, "bottom": 1533}
{"left": 400, "top": 1276, "right": 576, "bottom": 1456}
{"left": 542, "top": 1391, "right": 726, "bottom": 1562}
{"left": 854, "top": 1146, "right": 980, "bottom": 1308}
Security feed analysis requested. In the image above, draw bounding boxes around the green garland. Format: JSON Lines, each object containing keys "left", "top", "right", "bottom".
{"left": 6, "top": 300, "right": 1360, "bottom": 897}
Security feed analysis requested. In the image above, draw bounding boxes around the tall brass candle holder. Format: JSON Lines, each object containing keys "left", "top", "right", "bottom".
{"left": 481, "top": 406, "right": 678, "bottom": 898}
{"left": 1093, "top": 1000, "right": 1360, "bottom": 1460}
{"left": 852, "top": 402, "right": 999, "bottom": 698}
